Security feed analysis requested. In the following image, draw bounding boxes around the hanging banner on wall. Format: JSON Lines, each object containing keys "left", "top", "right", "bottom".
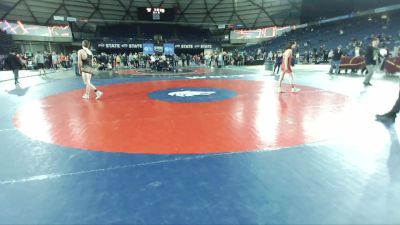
{"left": 0, "top": 20, "right": 72, "bottom": 38}
{"left": 96, "top": 42, "right": 212, "bottom": 50}
{"left": 154, "top": 45, "right": 164, "bottom": 54}
{"left": 174, "top": 44, "right": 213, "bottom": 49}
{"left": 97, "top": 43, "right": 143, "bottom": 49}
{"left": 230, "top": 27, "right": 276, "bottom": 42}
{"left": 164, "top": 43, "right": 175, "bottom": 55}
{"left": 143, "top": 43, "right": 155, "bottom": 55}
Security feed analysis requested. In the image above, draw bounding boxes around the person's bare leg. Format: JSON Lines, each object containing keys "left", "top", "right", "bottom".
{"left": 278, "top": 72, "right": 286, "bottom": 92}
{"left": 289, "top": 73, "right": 294, "bottom": 88}
{"left": 86, "top": 73, "right": 103, "bottom": 100}
{"left": 82, "top": 73, "right": 90, "bottom": 98}
{"left": 289, "top": 73, "right": 300, "bottom": 92}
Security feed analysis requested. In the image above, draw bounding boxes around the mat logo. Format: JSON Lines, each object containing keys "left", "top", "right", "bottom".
{"left": 168, "top": 90, "right": 216, "bottom": 97}
{"left": 149, "top": 87, "right": 237, "bottom": 103}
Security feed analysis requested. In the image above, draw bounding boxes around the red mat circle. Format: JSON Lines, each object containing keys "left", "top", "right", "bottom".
{"left": 14, "top": 80, "right": 351, "bottom": 154}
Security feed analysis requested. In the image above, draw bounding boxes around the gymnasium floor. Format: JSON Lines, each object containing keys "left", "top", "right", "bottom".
{"left": 0, "top": 65, "right": 399, "bottom": 224}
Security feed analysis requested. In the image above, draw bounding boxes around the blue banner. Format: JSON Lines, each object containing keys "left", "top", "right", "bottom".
{"left": 164, "top": 43, "right": 175, "bottom": 55}
{"left": 143, "top": 43, "right": 154, "bottom": 55}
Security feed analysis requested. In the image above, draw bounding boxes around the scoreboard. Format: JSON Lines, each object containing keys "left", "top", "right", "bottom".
{"left": 138, "top": 7, "right": 175, "bottom": 21}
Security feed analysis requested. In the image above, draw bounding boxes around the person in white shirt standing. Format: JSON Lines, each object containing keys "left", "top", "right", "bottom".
{"left": 52, "top": 52, "right": 59, "bottom": 71}
{"left": 35, "top": 51, "right": 45, "bottom": 76}
{"left": 71, "top": 50, "right": 79, "bottom": 76}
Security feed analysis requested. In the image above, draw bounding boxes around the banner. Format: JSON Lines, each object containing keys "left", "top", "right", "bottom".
{"left": 230, "top": 27, "right": 275, "bottom": 41}
{"left": 97, "top": 43, "right": 142, "bottom": 49}
{"left": 174, "top": 44, "right": 213, "bottom": 49}
{"left": 143, "top": 43, "right": 155, "bottom": 55}
{"left": 164, "top": 43, "right": 175, "bottom": 55}
{"left": 154, "top": 45, "right": 164, "bottom": 54}
{"left": 96, "top": 42, "right": 212, "bottom": 50}
{"left": 0, "top": 20, "right": 72, "bottom": 38}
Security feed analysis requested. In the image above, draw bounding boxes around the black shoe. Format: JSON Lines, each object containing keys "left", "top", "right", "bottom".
{"left": 376, "top": 114, "right": 396, "bottom": 123}
{"left": 364, "top": 82, "right": 372, "bottom": 87}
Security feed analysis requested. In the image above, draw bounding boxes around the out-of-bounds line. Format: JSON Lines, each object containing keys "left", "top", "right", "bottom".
{"left": 0, "top": 137, "right": 344, "bottom": 185}
{"left": 0, "top": 128, "right": 17, "bottom": 133}
{"left": 0, "top": 154, "right": 227, "bottom": 185}
{"left": 223, "top": 66, "right": 263, "bottom": 73}
{"left": 0, "top": 74, "right": 41, "bottom": 83}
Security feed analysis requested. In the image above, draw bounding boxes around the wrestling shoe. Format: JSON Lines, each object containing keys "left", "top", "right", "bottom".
{"left": 291, "top": 88, "right": 301, "bottom": 93}
{"left": 96, "top": 91, "right": 103, "bottom": 100}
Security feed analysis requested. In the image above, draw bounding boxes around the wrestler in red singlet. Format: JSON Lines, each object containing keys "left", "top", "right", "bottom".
{"left": 278, "top": 41, "right": 300, "bottom": 93}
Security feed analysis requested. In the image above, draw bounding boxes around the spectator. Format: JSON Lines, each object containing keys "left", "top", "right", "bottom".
{"left": 35, "top": 51, "right": 46, "bottom": 76}
{"left": 273, "top": 52, "right": 283, "bottom": 75}
{"left": 363, "top": 38, "right": 380, "bottom": 86}
{"left": 4, "top": 51, "right": 23, "bottom": 85}
{"left": 52, "top": 52, "right": 59, "bottom": 71}
{"left": 329, "top": 45, "right": 343, "bottom": 74}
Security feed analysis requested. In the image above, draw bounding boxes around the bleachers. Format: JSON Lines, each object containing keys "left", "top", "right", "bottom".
{"left": 0, "top": 30, "right": 18, "bottom": 54}
{"left": 94, "top": 24, "right": 211, "bottom": 43}
{"left": 244, "top": 15, "right": 400, "bottom": 54}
